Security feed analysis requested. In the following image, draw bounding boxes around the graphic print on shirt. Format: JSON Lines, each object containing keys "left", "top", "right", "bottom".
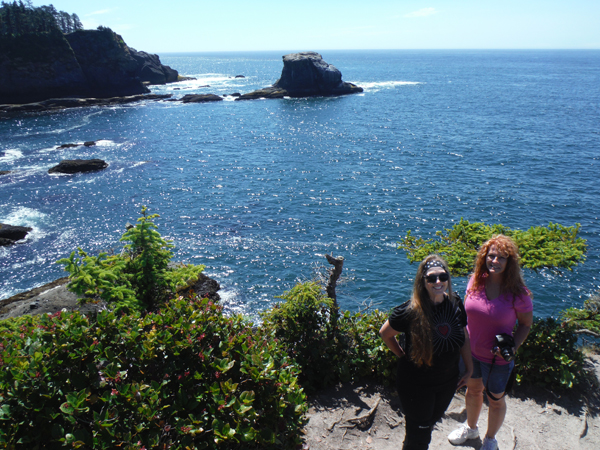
{"left": 431, "top": 304, "right": 464, "bottom": 354}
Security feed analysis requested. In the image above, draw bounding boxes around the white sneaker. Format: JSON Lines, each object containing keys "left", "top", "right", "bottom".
{"left": 448, "top": 423, "right": 479, "bottom": 445}
{"left": 481, "top": 436, "right": 499, "bottom": 450}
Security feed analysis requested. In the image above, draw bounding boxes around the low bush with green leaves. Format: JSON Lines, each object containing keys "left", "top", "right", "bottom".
{"left": 336, "top": 309, "right": 397, "bottom": 386}
{"left": 0, "top": 295, "right": 307, "bottom": 449}
{"left": 516, "top": 317, "right": 585, "bottom": 390}
{"left": 399, "top": 219, "right": 587, "bottom": 276}
{"left": 260, "top": 282, "right": 397, "bottom": 393}
{"left": 561, "top": 290, "right": 600, "bottom": 336}
{"left": 57, "top": 207, "right": 205, "bottom": 312}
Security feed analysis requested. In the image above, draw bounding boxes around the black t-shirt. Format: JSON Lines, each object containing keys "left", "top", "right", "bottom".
{"left": 389, "top": 295, "right": 467, "bottom": 386}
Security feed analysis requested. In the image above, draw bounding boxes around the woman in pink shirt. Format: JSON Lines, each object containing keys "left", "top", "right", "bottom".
{"left": 448, "top": 235, "right": 533, "bottom": 450}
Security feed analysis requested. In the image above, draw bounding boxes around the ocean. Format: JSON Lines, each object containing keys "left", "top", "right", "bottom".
{"left": 1, "top": 49, "right": 599, "bottom": 319}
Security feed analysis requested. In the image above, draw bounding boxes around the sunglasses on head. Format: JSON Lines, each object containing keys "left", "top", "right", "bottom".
{"left": 424, "top": 272, "right": 449, "bottom": 283}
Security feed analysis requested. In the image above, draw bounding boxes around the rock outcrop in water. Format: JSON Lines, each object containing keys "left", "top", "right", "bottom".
{"left": 0, "top": 93, "right": 171, "bottom": 113}
{"left": 180, "top": 94, "right": 223, "bottom": 103}
{"left": 0, "top": 27, "right": 181, "bottom": 105}
{"left": 48, "top": 159, "right": 108, "bottom": 174}
{"left": 0, "top": 223, "right": 33, "bottom": 246}
{"left": 237, "top": 52, "right": 363, "bottom": 100}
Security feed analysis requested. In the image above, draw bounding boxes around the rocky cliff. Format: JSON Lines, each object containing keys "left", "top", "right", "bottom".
{"left": 0, "top": 27, "right": 178, "bottom": 104}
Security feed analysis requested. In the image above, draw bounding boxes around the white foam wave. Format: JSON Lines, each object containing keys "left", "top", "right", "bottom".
{"left": 359, "top": 81, "right": 422, "bottom": 91}
{"left": 94, "top": 139, "right": 118, "bottom": 147}
{"left": 0, "top": 149, "right": 24, "bottom": 163}
{"left": 13, "top": 111, "right": 105, "bottom": 137}
{"left": 0, "top": 207, "right": 48, "bottom": 244}
{"left": 2, "top": 206, "right": 47, "bottom": 226}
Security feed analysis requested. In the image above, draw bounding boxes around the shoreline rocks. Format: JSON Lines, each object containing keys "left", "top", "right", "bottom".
{"left": 0, "top": 93, "right": 172, "bottom": 114}
{"left": 48, "top": 159, "right": 108, "bottom": 174}
{"left": 237, "top": 52, "right": 363, "bottom": 100}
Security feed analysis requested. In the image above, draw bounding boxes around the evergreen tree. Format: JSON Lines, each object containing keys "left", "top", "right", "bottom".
{"left": 71, "top": 12, "right": 82, "bottom": 31}
{"left": 0, "top": 2, "right": 86, "bottom": 36}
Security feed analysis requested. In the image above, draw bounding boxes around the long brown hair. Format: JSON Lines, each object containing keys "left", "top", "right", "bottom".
{"left": 409, "top": 254, "right": 454, "bottom": 367}
{"left": 471, "top": 234, "right": 531, "bottom": 298}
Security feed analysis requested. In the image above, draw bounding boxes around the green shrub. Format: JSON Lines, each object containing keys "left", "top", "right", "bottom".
{"left": 260, "top": 282, "right": 339, "bottom": 393}
{"left": 260, "top": 282, "right": 397, "bottom": 392}
{"left": 57, "top": 207, "right": 205, "bottom": 312}
{"left": 337, "top": 309, "right": 397, "bottom": 386}
{"left": 516, "top": 317, "right": 585, "bottom": 390}
{"left": 560, "top": 290, "right": 600, "bottom": 335}
{"left": 399, "top": 219, "right": 587, "bottom": 276}
{"left": 0, "top": 295, "right": 307, "bottom": 449}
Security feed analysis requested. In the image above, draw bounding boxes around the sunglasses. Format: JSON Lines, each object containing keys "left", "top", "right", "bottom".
{"left": 424, "top": 273, "right": 449, "bottom": 283}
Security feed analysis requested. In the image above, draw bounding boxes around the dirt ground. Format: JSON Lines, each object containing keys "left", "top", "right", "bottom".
{"left": 302, "top": 355, "right": 600, "bottom": 449}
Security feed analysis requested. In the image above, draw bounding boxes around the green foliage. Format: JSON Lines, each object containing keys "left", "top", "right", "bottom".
{"left": 336, "top": 309, "right": 398, "bottom": 386}
{"left": 0, "top": 295, "right": 307, "bottom": 449}
{"left": 0, "top": 2, "right": 83, "bottom": 37}
{"left": 516, "top": 318, "right": 585, "bottom": 390}
{"left": 399, "top": 219, "right": 587, "bottom": 276}
{"left": 261, "top": 282, "right": 397, "bottom": 393}
{"left": 560, "top": 290, "right": 600, "bottom": 335}
{"left": 57, "top": 207, "right": 205, "bottom": 312}
{"left": 260, "top": 282, "right": 338, "bottom": 392}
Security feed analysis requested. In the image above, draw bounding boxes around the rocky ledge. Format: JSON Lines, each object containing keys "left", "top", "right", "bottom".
{"left": 0, "top": 272, "right": 221, "bottom": 321}
{"left": 0, "top": 93, "right": 171, "bottom": 114}
{"left": 237, "top": 52, "right": 363, "bottom": 100}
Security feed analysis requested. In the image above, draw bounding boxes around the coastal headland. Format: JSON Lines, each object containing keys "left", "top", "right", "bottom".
{"left": 0, "top": 25, "right": 181, "bottom": 105}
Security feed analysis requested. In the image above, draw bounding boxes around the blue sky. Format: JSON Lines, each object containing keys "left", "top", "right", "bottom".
{"left": 32, "top": 1, "right": 600, "bottom": 54}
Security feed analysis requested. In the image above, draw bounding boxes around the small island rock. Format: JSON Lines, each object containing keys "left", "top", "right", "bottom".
{"left": 237, "top": 52, "right": 363, "bottom": 100}
{"left": 48, "top": 159, "right": 108, "bottom": 174}
{"left": 0, "top": 223, "right": 33, "bottom": 246}
{"left": 180, "top": 94, "right": 223, "bottom": 103}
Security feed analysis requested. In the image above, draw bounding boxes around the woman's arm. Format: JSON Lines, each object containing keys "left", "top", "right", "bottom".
{"left": 379, "top": 320, "right": 405, "bottom": 358}
{"left": 457, "top": 328, "right": 473, "bottom": 389}
{"left": 513, "top": 310, "right": 533, "bottom": 351}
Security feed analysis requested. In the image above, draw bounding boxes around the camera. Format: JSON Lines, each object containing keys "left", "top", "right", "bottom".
{"left": 493, "top": 333, "right": 515, "bottom": 362}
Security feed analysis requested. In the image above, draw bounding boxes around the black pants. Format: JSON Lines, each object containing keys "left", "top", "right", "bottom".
{"left": 396, "top": 376, "right": 458, "bottom": 450}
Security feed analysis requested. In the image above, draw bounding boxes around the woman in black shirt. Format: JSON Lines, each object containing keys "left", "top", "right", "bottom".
{"left": 379, "top": 255, "right": 473, "bottom": 450}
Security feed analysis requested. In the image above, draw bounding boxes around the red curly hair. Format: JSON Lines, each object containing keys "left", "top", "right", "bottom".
{"left": 470, "top": 234, "right": 531, "bottom": 299}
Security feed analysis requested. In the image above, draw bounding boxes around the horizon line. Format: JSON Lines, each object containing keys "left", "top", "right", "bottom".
{"left": 156, "top": 48, "right": 600, "bottom": 54}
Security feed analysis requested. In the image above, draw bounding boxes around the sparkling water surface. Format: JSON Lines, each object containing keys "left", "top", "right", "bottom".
{"left": 1, "top": 50, "right": 599, "bottom": 319}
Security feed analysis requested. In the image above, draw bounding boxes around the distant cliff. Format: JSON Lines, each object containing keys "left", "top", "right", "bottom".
{"left": 0, "top": 27, "right": 178, "bottom": 104}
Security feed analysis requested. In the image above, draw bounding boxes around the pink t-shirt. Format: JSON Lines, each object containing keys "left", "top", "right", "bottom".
{"left": 465, "top": 276, "right": 533, "bottom": 365}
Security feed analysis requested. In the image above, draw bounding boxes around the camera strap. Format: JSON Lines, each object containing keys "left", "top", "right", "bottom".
{"left": 485, "top": 355, "right": 514, "bottom": 401}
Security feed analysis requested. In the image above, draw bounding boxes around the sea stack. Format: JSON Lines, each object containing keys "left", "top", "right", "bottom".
{"left": 237, "top": 52, "right": 363, "bottom": 100}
